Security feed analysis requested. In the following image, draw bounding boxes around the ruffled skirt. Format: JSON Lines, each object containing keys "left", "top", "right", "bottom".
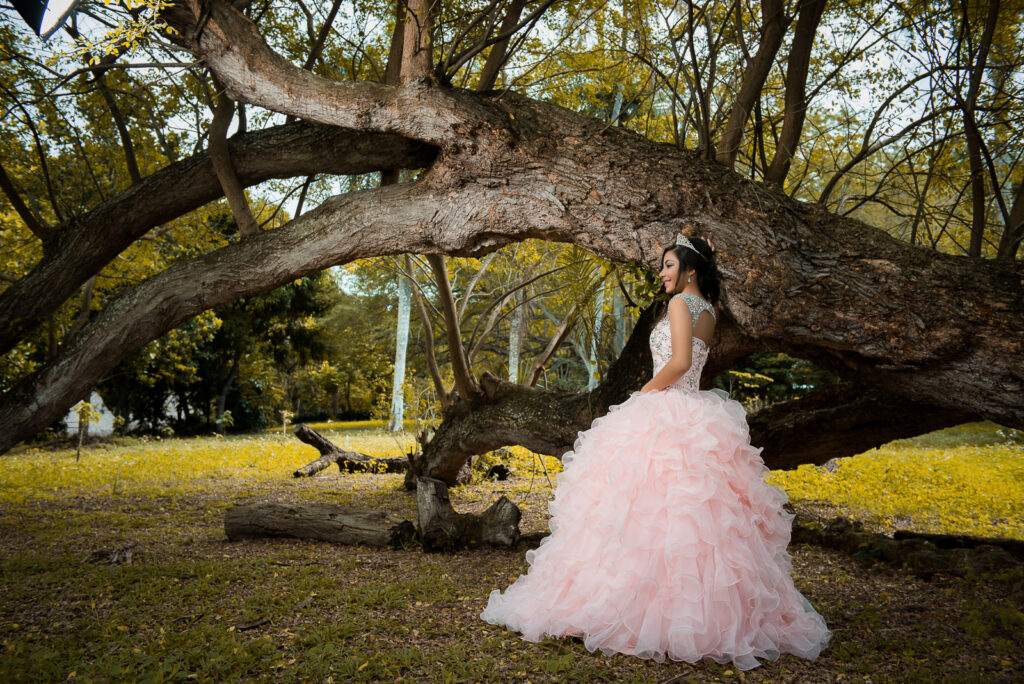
{"left": 480, "top": 389, "right": 831, "bottom": 670}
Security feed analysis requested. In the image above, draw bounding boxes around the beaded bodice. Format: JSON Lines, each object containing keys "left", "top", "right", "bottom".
{"left": 649, "top": 293, "right": 716, "bottom": 393}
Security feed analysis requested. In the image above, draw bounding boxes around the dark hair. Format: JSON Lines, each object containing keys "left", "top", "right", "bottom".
{"left": 661, "top": 237, "right": 721, "bottom": 304}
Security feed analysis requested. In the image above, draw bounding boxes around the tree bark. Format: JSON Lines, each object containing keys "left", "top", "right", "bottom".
{"left": 746, "top": 383, "right": 976, "bottom": 470}
{"left": 225, "top": 502, "right": 417, "bottom": 547}
{"left": 223, "top": 479, "right": 522, "bottom": 551}
{"left": 400, "top": 0, "right": 435, "bottom": 83}
{"left": 416, "top": 477, "right": 521, "bottom": 551}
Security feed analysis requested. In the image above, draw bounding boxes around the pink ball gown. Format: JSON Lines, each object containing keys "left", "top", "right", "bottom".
{"left": 481, "top": 293, "right": 831, "bottom": 671}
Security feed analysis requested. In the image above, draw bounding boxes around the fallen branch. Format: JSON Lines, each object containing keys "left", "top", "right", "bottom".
{"left": 292, "top": 423, "right": 407, "bottom": 476}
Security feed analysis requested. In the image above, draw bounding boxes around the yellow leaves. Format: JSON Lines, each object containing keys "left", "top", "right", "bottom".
{"left": 62, "top": 0, "right": 176, "bottom": 65}
{"left": 768, "top": 435, "right": 1024, "bottom": 541}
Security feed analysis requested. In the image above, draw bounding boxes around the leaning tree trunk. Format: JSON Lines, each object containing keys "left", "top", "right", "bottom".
{"left": 0, "top": 0, "right": 1021, "bottom": 455}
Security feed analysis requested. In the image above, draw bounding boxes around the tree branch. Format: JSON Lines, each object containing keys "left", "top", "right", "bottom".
{"left": 301, "top": 0, "right": 343, "bottom": 71}
{"left": 94, "top": 72, "right": 142, "bottom": 183}
{"left": 748, "top": 382, "right": 976, "bottom": 469}
{"left": 161, "top": 0, "right": 478, "bottom": 146}
{"left": 0, "top": 160, "right": 50, "bottom": 242}
{"left": 0, "top": 89, "right": 1020, "bottom": 455}
{"left": 426, "top": 254, "right": 479, "bottom": 401}
{"left": 764, "top": 0, "right": 828, "bottom": 185}
{"left": 526, "top": 301, "right": 579, "bottom": 388}
{"left": 715, "top": 0, "right": 789, "bottom": 167}
{"left": 996, "top": 178, "right": 1024, "bottom": 262}
{"left": 208, "top": 77, "right": 260, "bottom": 237}
{"left": 405, "top": 255, "right": 449, "bottom": 409}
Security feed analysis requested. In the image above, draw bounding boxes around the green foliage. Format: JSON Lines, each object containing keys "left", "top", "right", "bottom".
{"left": 98, "top": 271, "right": 338, "bottom": 434}
{"left": 712, "top": 353, "right": 839, "bottom": 410}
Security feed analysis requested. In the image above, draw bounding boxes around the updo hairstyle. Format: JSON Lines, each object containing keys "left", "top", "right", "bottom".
{"left": 662, "top": 237, "right": 721, "bottom": 305}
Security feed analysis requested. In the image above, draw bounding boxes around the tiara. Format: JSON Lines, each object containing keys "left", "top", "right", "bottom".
{"left": 675, "top": 234, "right": 706, "bottom": 259}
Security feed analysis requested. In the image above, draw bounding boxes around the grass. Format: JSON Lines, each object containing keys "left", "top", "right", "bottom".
{"left": 0, "top": 422, "right": 1022, "bottom": 682}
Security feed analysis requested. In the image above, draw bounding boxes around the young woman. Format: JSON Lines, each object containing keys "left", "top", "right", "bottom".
{"left": 480, "top": 235, "right": 831, "bottom": 671}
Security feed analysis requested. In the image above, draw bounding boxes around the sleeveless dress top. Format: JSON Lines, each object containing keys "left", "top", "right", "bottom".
{"left": 649, "top": 292, "right": 716, "bottom": 393}
{"left": 481, "top": 292, "right": 831, "bottom": 671}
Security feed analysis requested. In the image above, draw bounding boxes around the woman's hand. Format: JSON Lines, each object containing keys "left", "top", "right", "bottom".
{"left": 640, "top": 382, "right": 658, "bottom": 394}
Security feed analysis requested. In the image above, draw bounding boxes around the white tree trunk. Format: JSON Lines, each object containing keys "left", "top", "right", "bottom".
{"left": 388, "top": 268, "right": 411, "bottom": 432}
{"left": 587, "top": 283, "right": 606, "bottom": 390}
{"left": 612, "top": 281, "right": 627, "bottom": 355}
{"left": 508, "top": 288, "right": 526, "bottom": 383}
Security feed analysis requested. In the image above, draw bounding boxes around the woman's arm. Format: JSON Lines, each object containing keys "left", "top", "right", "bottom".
{"left": 640, "top": 297, "right": 693, "bottom": 392}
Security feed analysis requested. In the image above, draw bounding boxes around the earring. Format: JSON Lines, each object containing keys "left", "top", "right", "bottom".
{"left": 687, "top": 275, "right": 692, "bottom": 284}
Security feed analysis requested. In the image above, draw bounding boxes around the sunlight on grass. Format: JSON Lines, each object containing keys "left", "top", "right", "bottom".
{"left": 1, "top": 422, "right": 1021, "bottom": 541}
{"left": 1, "top": 422, "right": 1022, "bottom": 682}
{"left": 0, "top": 431, "right": 416, "bottom": 503}
{"left": 768, "top": 423, "right": 1024, "bottom": 540}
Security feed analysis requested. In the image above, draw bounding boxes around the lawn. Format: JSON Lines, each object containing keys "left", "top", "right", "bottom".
{"left": 1, "top": 423, "right": 1021, "bottom": 682}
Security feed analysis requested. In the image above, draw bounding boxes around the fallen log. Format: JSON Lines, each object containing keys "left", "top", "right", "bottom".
{"left": 225, "top": 502, "right": 418, "bottom": 547}
{"left": 224, "top": 478, "right": 522, "bottom": 551}
{"left": 292, "top": 423, "right": 407, "bottom": 477}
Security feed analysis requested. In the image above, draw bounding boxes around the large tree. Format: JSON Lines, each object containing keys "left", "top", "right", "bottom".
{"left": 0, "top": 0, "right": 1021, "bottom": 475}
